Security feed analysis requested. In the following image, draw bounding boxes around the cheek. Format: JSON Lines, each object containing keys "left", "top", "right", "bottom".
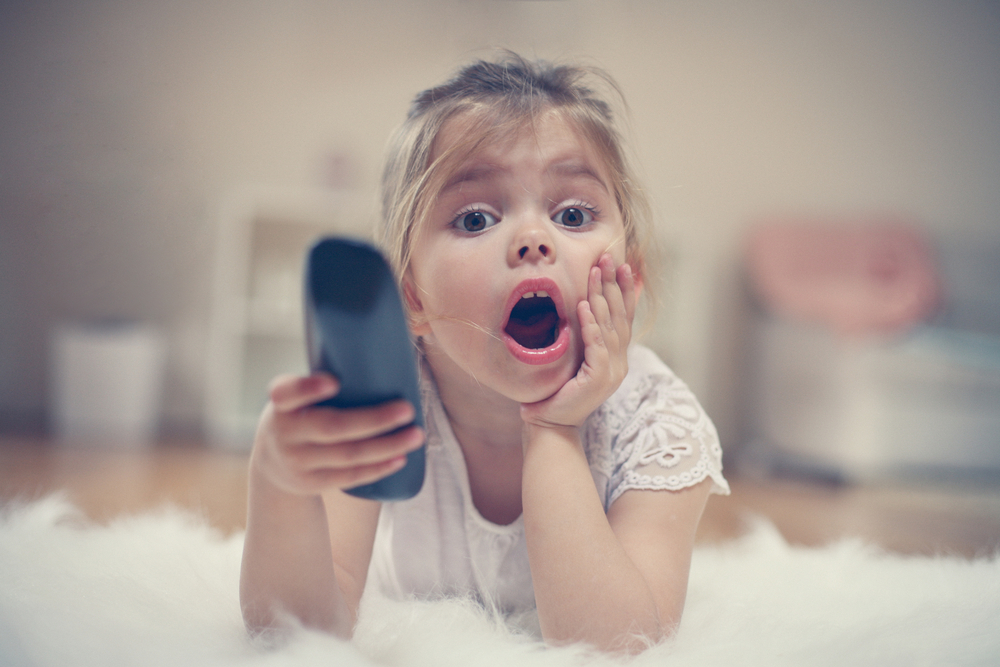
{"left": 416, "top": 259, "right": 486, "bottom": 321}
{"left": 606, "top": 223, "right": 630, "bottom": 265}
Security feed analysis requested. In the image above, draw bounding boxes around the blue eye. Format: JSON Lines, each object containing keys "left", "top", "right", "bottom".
{"left": 454, "top": 210, "right": 498, "bottom": 233}
{"left": 553, "top": 206, "right": 593, "bottom": 228}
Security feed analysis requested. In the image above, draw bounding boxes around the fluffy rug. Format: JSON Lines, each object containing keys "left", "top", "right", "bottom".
{"left": 1, "top": 496, "right": 998, "bottom": 667}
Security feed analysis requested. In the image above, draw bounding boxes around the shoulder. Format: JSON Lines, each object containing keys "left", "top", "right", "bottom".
{"left": 583, "top": 345, "right": 730, "bottom": 506}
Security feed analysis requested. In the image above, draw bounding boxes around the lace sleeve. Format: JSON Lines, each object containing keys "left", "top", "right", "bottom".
{"left": 593, "top": 363, "right": 730, "bottom": 506}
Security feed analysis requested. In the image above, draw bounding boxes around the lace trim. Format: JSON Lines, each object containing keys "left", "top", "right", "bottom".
{"left": 609, "top": 440, "right": 724, "bottom": 504}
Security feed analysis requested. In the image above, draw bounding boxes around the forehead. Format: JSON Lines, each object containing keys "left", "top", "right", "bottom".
{"left": 430, "top": 108, "right": 613, "bottom": 187}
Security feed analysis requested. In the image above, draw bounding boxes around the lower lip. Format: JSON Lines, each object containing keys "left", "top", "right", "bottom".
{"left": 502, "top": 320, "right": 571, "bottom": 365}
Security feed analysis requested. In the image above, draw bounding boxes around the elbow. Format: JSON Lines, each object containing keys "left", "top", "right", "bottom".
{"left": 587, "top": 600, "right": 685, "bottom": 654}
{"left": 240, "top": 596, "right": 291, "bottom": 641}
{"left": 606, "top": 616, "right": 678, "bottom": 656}
{"left": 240, "top": 595, "right": 352, "bottom": 641}
{"left": 614, "top": 620, "right": 671, "bottom": 656}
{"left": 240, "top": 599, "right": 281, "bottom": 640}
{"left": 541, "top": 614, "right": 671, "bottom": 655}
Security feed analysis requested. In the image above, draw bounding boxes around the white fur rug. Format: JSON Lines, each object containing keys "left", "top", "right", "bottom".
{"left": 1, "top": 496, "right": 998, "bottom": 667}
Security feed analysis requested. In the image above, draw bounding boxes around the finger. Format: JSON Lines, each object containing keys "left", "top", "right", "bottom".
{"left": 587, "top": 264, "right": 612, "bottom": 329}
{"left": 611, "top": 263, "right": 635, "bottom": 351}
{"left": 578, "top": 299, "right": 601, "bottom": 345}
{"left": 287, "top": 399, "right": 416, "bottom": 444}
{"left": 596, "top": 255, "right": 635, "bottom": 353}
{"left": 590, "top": 257, "right": 621, "bottom": 348}
{"left": 269, "top": 373, "right": 339, "bottom": 413}
{"left": 599, "top": 255, "right": 629, "bottom": 332}
{"left": 311, "top": 454, "right": 410, "bottom": 491}
{"left": 298, "top": 425, "right": 424, "bottom": 472}
{"left": 578, "top": 300, "right": 609, "bottom": 372}
{"left": 617, "top": 263, "right": 637, "bottom": 324}
{"left": 598, "top": 252, "right": 617, "bottom": 283}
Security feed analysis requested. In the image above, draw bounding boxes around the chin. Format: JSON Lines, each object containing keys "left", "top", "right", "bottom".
{"left": 507, "top": 354, "right": 582, "bottom": 405}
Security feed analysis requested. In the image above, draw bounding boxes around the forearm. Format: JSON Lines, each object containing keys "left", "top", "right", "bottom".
{"left": 521, "top": 424, "right": 664, "bottom": 652}
{"left": 239, "top": 464, "right": 352, "bottom": 637}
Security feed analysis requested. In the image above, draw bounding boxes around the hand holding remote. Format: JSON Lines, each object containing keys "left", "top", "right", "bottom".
{"left": 302, "top": 237, "right": 425, "bottom": 501}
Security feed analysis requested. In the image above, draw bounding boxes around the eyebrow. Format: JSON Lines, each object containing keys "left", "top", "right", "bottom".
{"left": 547, "top": 161, "right": 609, "bottom": 191}
{"left": 441, "top": 159, "right": 609, "bottom": 194}
{"left": 441, "top": 164, "right": 500, "bottom": 192}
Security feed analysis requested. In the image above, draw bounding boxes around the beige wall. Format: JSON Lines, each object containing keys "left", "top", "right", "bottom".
{"left": 1, "top": 0, "right": 998, "bottom": 443}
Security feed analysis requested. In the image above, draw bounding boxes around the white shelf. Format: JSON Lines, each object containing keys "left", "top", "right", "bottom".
{"left": 205, "top": 185, "right": 376, "bottom": 448}
{"left": 246, "top": 299, "right": 304, "bottom": 339}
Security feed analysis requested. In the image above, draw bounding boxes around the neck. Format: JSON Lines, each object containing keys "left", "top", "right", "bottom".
{"left": 422, "top": 339, "right": 525, "bottom": 525}
{"left": 422, "top": 341, "right": 524, "bottom": 451}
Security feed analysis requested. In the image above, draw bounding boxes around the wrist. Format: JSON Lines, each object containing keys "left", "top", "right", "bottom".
{"left": 521, "top": 421, "right": 581, "bottom": 454}
{"left": 248, "top": 446, "right": 320, "bottom": 504}
{"left": 519, "top": 400, "right": 590, "bottom": 432}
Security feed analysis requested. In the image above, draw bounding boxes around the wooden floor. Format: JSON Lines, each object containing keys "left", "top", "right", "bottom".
{"left": 2, "top": 435, "right": 999, "bottom": 558}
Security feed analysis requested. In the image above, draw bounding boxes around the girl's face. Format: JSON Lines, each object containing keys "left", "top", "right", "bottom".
{"left": 406, "top": 109, "right": 632, "bottom": 405}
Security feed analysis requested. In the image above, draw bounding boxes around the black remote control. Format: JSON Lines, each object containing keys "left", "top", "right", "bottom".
{"left": 303, "top": 237, "right": 424, "bottom": 501}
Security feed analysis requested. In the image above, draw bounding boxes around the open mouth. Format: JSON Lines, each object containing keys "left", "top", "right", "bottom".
{"left": 504, "top": 291, "right": 560, "bottom": 349}
{"left": 501, "top": 279, "right": 571, "bottom": 365}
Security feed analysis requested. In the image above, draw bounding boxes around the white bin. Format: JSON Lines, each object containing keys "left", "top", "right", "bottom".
{"left": 50, "top": 322, "right": 166, "bottom": 446}
{"left": 743, "top": 318, "right": 1000, "bottom": 482}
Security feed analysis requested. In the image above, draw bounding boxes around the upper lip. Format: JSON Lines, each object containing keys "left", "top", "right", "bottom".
{"left": 501, "top": 277, "right": 566, "bottom": 332}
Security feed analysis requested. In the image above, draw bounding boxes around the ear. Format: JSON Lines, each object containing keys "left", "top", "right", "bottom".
{"left": 402, "top": 277, "right": 432, "bottom": 337}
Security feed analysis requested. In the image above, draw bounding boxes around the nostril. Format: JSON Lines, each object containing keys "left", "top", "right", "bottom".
{"left": 517, "top": 244, "right": 549, "bottom": 260}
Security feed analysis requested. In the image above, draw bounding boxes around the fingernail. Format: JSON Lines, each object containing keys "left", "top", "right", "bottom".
{"left": 319, "top": 375, "right": 339, "bottom": 393}
{"left": 410, "top": 427, "right": 425, "bottom": 448}
{"left": 397, "top": 401, "right": 416, "bottom": 423}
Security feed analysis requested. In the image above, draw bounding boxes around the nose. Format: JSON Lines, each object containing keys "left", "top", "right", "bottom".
{"left": 508, "top": 217, "right": 556, "bottom": 266}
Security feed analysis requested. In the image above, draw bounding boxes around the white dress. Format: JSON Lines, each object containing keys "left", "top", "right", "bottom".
{"left": 366, "top": 344, "right": 729, "bottom": 615}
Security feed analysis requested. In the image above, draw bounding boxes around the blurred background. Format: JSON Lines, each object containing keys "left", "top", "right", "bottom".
{"left": 1, "top": 0, "right": 998, "bottom": 489}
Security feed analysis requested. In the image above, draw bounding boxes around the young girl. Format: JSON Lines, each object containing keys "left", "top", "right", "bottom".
{"left": 240, "top": 53, "right": 729, "bottom": 654}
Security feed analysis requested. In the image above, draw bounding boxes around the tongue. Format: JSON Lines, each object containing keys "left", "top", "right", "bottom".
{"left": 505, "top": 309, "right": 559, "bottom": 349}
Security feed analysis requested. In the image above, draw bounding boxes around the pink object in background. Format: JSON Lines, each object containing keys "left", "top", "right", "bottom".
{"left": 746, "top": 219, "right": 941, "bottom": 336}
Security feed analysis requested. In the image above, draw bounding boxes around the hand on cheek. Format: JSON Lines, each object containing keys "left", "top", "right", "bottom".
{"left": 520, "top": 253, "right": 635, "bottom": 428}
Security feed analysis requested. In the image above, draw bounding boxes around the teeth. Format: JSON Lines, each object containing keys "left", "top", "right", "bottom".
{"left": 521, "top": 290, "right": 549, "bottom": 299}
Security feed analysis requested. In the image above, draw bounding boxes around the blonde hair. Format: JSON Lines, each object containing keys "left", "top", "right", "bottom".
{"left": 376, "top": 52, "right": 655, "bottom": 304}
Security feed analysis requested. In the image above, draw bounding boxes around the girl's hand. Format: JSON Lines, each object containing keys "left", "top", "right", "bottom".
{"left": 250, "top": 373, "right": 425, "bottom": 497}
{"left": 521, "top": 254, "right": 635, "bottom": 428}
